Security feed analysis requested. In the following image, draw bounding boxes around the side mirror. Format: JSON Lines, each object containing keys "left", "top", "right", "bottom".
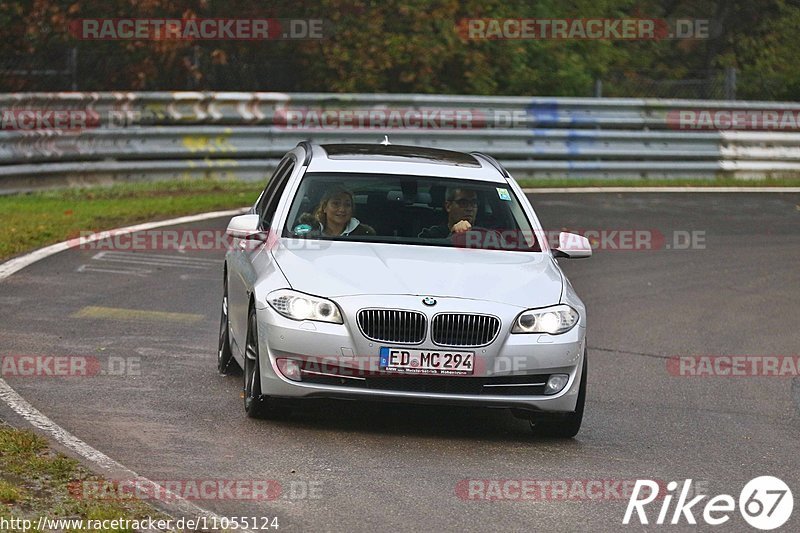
{"left": 226, "top": 214, "right": 262, "bottom": 239}
{"left": 552, "top": 232, "right": 592, "bottom": 259}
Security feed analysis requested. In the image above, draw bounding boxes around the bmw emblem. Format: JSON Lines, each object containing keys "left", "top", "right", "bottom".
{"left": 422, "top": 297, "right": 437, "bottom": 306}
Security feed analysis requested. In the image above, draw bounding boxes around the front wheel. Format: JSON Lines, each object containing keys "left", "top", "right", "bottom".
{"left": 243, "top": 306, "right": 290, "bottom": 419}
{"left": 217, "top": 273, "right": 237, "bottom": 374}
{"left": 530, "top": 348, "right": 587, "bottom": 438}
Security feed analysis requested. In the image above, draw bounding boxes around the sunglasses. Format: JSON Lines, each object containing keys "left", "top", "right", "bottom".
{"left": 452, "top": 198, "right": 478, "bottom": 208}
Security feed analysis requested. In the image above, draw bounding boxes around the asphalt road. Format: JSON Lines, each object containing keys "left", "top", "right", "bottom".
{"left": 1, "top": 193, "right": 798, "bottom": 532}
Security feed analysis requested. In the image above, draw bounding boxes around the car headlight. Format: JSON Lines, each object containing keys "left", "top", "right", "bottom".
{"left": 267, "top": 289, "right": 343, "bottom": 324}
{"left": 511, "top": 304, "right": 579, "bottom": 334}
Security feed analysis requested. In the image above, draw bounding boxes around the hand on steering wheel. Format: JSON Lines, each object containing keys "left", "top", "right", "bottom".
{"left": 450, "top": 220, "right": 473, "bottom": 233}
{"left": 449, "top": 223, "right": 501, "bottom": 249}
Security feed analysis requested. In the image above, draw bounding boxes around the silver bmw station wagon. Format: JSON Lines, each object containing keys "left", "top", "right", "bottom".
{"left": 218, "top": 141, "right": 591, "bottom": 437}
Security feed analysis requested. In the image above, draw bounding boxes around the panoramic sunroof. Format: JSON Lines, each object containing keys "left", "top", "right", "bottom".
{"left": 321, "top": 144, "right": 481, "bottom": 167}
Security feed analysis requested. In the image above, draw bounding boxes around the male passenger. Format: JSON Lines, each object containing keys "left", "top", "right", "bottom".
{"left": 418, "top": 187, "right": 478, "bottom": 238}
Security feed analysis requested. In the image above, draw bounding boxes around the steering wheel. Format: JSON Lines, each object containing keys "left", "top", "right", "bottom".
{"left": 449, "top": 226, "right": 504, "bottom": 249}
{"left": 451, "top": 227, "right": 538, "bottom": 251}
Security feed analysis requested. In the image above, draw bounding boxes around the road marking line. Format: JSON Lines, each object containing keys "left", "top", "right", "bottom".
{"left": 72, "top": 306, "right": 205, "bottom": 323}
{"left": 0, "top": 380, "right": 257, "bottom": 533}
{"left": 523, "top": 186, "right": 800, "bottom": 193}
{"left": 91, "top": 256, "right": 212, "bottom": 270}
{"left": 0, "top": 207, "right": 254, "bottom": 533}
{"left": 90, "top": 251, "right": 220, "bottom": 270}
{"left": 76, "top": 264, "right": 152, "bottom": 277}
{"left": 95, "top": 251, "right": 220, "bottom": 265}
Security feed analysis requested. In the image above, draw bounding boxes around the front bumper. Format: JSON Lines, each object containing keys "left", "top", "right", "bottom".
{"left": 255, "top": 296, "right": 586, "bottom": 414}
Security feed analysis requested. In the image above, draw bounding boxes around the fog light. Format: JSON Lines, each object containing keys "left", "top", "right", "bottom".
{"left": 276, "top": 358, "right": 302, "bottom": 381}
{"left": 544, "top": 374, "right": 569, "bottom": 395}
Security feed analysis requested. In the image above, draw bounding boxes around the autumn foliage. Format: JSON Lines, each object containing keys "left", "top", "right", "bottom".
{"left": 1, "top": 0, "right": 798, "bottom": 99}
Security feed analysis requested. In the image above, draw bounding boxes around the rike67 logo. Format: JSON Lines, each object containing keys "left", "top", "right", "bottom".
{"left": 624, "top": 476, "right": 793, "bottom": 530}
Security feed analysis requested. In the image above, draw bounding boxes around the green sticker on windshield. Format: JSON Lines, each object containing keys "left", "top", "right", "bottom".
{"left": 293, "top": 223, "right": 313, "bottom": 235}
{"left": 496, "top": 188, "right": 511, "bottom": 201}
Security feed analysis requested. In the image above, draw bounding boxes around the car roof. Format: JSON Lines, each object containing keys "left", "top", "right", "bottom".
{"left": 303, "top": 143, "right": 508, "bottom": 183}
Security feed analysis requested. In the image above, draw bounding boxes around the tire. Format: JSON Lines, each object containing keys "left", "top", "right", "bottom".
{"left": 243, "top": 305, "right": 289, "bottom": 419}
{"left": 217, "top": 273, "right": 238, "bottom": 374}
{"left": 530, "top": 348, "right": 587, "bottom": 439}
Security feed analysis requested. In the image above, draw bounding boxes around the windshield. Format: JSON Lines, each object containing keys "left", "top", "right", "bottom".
{"left": 282, "top": 173, "right": 541, "bottom": 252}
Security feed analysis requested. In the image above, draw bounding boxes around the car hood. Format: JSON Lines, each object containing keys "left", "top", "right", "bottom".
{"left": 272, "top": 240, "right": 563, "bottom": 308}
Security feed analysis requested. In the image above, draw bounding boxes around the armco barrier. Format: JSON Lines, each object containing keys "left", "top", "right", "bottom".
{"left": 2, "top": 92, "right": 800, "bottom": 190}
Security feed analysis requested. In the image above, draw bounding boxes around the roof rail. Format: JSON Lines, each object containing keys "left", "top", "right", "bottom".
{"left": 297, "top": 140, "right": 314, "bottom": 166}
{"left": 470, "top": 152, "right": 511, "bottom": 179}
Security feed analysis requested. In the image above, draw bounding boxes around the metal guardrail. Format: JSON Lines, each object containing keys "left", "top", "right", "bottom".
{"left": 1, "top": 92, "right": 800, "bottom": 190}
{"left": 2, "top": 128, "right": 730, "bottom": 163}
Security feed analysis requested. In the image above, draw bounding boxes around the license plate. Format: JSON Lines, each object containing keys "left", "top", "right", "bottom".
{"left": 379, "top": 347, "right": 474, "bottom": 375}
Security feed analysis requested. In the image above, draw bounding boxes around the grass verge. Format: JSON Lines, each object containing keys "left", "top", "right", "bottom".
{"left": 0, "top": 423, "right": 178, "bottom": 533}
{"left": 0, "top": 180, "right": 263, "bottom": 261}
